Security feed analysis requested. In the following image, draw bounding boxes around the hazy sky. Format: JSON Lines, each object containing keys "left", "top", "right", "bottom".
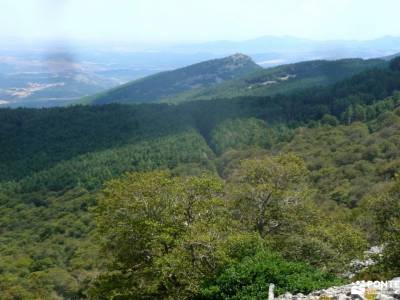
{"left": 2, "top": 0, "right": 400, "bottom": 43}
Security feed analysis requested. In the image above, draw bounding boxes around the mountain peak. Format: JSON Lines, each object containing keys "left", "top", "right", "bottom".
{"left": 88, "top": 53, "right": 261, "bottom": 105}
{"left": 227, "top": 53, "right": 253, "bottom": 63}
{"left": 221, "top": 53, "right": 258, "bottom": 70}
{"left": 229, "top": 53, "right": 251, "bottom": 60}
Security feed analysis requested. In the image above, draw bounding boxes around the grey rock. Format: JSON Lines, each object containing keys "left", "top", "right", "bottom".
{"left": 284, "top": 292, "right": 293, "bottom": 299}
{"left": 275, "top": 277, "right": 400, "bottom": 300}
{"left": 337, "top": 293, "right": 347, "bottom": 300}
{"left": 378, "top": 294, "right": 393, "bottom": 300}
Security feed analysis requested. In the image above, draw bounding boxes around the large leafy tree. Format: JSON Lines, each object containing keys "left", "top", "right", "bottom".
{"left": 92, "top": 171, "right": 230, "bottom": 299}
{"left": 227, "top": 154, "right": 366, "bottom": 272}
{"left": 228, "top": 154, "right": 310, "bottom": 237}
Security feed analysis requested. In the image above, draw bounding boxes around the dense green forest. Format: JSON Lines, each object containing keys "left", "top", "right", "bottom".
{"left": 166, "top": 58, "right": 388, "bottom": 103}
{"left": 1, "top": 57, "right": 400, "bottom": 299}
{"left": 85, "top": 55, "right": 386, "bottom": 105}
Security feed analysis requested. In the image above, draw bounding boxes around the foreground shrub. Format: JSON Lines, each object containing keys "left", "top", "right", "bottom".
{"left": 197, "top": 250, "right": 343, "bottom": 300}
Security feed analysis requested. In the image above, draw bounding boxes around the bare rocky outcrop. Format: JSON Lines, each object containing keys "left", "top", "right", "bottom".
{"left": 269, "top": 278, "right": 400, "bottom": 300}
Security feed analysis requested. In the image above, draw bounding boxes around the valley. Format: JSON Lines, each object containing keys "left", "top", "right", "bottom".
{"left": 3, "top": 35, "right": 400, "bottom": 108}
{"left": 3, "top": 1, "right": 400, "bottom": 299}
{"left": 1, "top": 54, "right": 400, "bottom": 298}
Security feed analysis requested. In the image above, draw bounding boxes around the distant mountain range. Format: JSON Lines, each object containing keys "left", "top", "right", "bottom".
{"left": 162, "top": 35, "right": 400, "bottom": 70}
{"left": 170, "top": 35, "right": 400, "bottom": 63}
{"left": 1, "top": 35, "right": 400, "bottom": 107}
{"left": 85, "top": 54, "right": 387, "bottom": 105}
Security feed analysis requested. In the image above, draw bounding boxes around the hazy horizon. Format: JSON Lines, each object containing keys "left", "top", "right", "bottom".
{"left": 3, "top": 34, "right": 400, "bottom": 54}
{"left": 1, "top": 0, "right": 400, "bottom": 45}
{"left": 2, "top": 0, "right": 400, "bottom": 107}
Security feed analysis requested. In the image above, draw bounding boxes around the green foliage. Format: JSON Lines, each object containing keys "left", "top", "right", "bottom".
{"left": 2, "top": 64, "right": 400, "bottom": 183}
{"left": 363, "top": 174, "right": 400, "bottom": 277}
{"left": 210, "top": 118, "right": 275, "bottom": 154}
{"left": 92, "top": 155, "right": 365, "bottom": 298}
{"left": 281, "top": 102, "right": 400, "bottom": 206}
{"left": 0, "top": 186, "right": 98, "bottom": 299}
{"left": 277, "top": 219, "right": 367, "bottom": 273}
{"left": 92, "top": 171, "right": 230, "bottom": 299}
{"left": 221, "top": 154, "right": 366, "bottom": 272}
{"left": 0, "top": 104, "right": 195, "bottom": 181}
{"left": 0, "top": 130, "right": 216, "bottom": 299}
{"left": 2, "top": 59, "right": 400, "bottom": 298}
{"left": 95, "top": 57, "right": 386, "bottom": 105}
{"left": 321, "top": 114, "right": 340, "bottom": 126}
{"left": 197, "top": 250, "right": 343, "bottom": 300}
{"left": 228, "top": 154, "right": 310, "bottom": 237}
{"left": 19, "top": 129, "right": 215, "bottom": 193}
{"left": 177, "top": 58, "right": 386, "bottom": 104}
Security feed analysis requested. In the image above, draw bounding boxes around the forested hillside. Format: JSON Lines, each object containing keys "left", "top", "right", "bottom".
{"left": 86, "top": 55, "right": 387, "bottom": 105}
{"left": 167, "top": 57, "right": 388, "bottom": 103}
{"left": 1, "top": 57, "right": 400, "bottom": 299}
{"left": 86, "top": 53, "right": 261, "bottom": 105}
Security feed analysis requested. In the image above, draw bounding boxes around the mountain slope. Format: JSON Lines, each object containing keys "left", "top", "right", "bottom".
{"left": 167, "top": 58, "right": 387, "bottom": 102}
{"left": 87, "top": 53, "right": 261, "bottom": 105}
{"left": 86, "top": 56, "right": 386, "bottom": 105}
{"left": 1, "top": 60, "right": 400, "bottom": 298}
{"left": 3, "top": 64, "right": 400, "bottom": 183}
{"left": 383, "top": 52, "right": 400, "bottom": 61}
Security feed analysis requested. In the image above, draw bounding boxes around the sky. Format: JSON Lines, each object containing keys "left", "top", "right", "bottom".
{"left": 1, "top": 0, "right": 400, "bottom": 44}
